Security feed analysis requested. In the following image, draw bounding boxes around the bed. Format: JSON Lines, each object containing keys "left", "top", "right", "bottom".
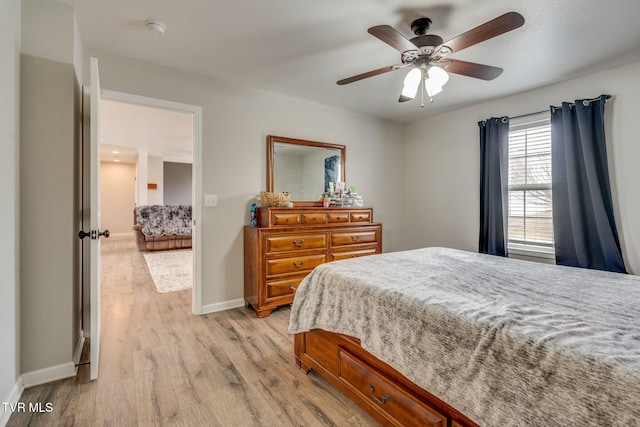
{"left": 288, "top": 247, "right": 640, "bottom": 426}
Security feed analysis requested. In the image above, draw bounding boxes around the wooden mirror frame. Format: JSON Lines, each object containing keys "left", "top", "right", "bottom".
{"left": 267, "top": 135, "right": 346, "bottom": 207}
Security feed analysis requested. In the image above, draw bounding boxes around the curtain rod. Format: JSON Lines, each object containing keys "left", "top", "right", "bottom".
{"left": 510, "top": 95, "right": 611, "bottom": 120}
{"left": 509, "top": 110, "right": 547, "bottom": 120}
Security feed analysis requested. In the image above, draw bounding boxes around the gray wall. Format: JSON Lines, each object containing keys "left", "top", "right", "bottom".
{"left": 164, "top": 161, "right": 192, "bottom": 205}
{"left": 19, "top": 0, "right": 82, "bottom": 383}
{"left": 20, "top": 54, "right": 79, "bottom": 375}
{"left": 0, "top": 0, "right": 21, "bottom": 417}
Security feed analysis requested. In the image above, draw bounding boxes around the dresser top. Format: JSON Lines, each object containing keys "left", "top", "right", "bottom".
{"left": 253, "top": 206, "right": 376, "bottom": 228}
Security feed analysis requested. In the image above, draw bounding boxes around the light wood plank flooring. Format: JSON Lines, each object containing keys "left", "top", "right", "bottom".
{"left": 8, "top": 235, "right": 377, "bottom": 426}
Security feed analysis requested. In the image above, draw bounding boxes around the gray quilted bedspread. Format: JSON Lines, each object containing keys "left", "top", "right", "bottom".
{"left": 289, "top": 247, "right": 640, "bottom": 426}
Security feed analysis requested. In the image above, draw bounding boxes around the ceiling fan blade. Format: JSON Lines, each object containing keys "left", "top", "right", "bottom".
{"left": 368, "top": 25, "right": 417, "bottom": 53}
{"left": 337, "top": 64, "right": 402, "bottom": 85}
{"left": 444, "top": 59, "right": 503, "bottom": 80}
{"left": 438, "top": 12, "right": 524, "bottom": 54}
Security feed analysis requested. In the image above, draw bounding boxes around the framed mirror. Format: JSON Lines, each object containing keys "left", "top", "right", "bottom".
{"left": 267, "top": 135, "right": 345, "bottom": 205}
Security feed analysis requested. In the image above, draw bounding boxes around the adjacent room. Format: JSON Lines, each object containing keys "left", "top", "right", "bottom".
{"left": 100, "top": 98, "right": 195, "bottom": 297}
{"left": 3, "top": 0, "right": 640, "bottom": 426}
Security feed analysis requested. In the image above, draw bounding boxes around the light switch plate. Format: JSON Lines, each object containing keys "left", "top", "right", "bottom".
{"left": 204, "top": 194, "right": 217, "bottom": 207}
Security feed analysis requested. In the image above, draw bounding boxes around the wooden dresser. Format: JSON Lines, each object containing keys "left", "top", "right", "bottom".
{"left": 244, "top": 207, "right": 382, "bottom": 317}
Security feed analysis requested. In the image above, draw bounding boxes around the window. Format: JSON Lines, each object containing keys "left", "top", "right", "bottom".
{"left": 508, "top": 113, "right": 554, "bottom": 255}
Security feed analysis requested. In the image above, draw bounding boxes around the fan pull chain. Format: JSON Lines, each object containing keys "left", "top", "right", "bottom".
{"left": 420, "top": 70, "right": 425, "bottom": 108}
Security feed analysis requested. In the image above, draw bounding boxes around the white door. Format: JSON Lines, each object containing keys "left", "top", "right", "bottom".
{"left": 81, "top": 57, "right": 107, "bottom": 380}
{"left": 89, "top": 57, "right": 102, "bottom": 380}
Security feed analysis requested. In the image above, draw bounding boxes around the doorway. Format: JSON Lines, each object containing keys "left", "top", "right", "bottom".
{"left": 97, "top": 90, "right": 203, "bottom": 315}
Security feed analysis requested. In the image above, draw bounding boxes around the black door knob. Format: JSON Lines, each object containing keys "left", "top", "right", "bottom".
{"left": 99, "top": 230, "right": 110, "bottom": 238}
{"left": 78, "top": 230, "right": 91, "bottom": 239}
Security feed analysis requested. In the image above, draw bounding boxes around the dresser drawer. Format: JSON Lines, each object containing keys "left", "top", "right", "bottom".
{"left": 266, "top": 253, "right": 326, "bottom": 277}
{"left": 330, "top": 247, "right": 378, "bottom": 261}
{"left": 271, "top": 212, "right": 301, "bottom": 226}
{"left": 327, "top": 212, "right": 350, "bottom": 223}
{"left": 302, "top": 212, "right": 328, "bottom": 225}
{"left": 265, "top": 233, "right": 327, "bottom": 253}
{"left": 338, "top": 350, "right": 445, "bottom": 427}
{"left": 350, "top": 211, "right": 371, "bottom": 222}
{"left": 265, "top": 276, "right": 304, "bottom": 300}
{"left": 331, "top": 230, "right": 378, "bottom": 247}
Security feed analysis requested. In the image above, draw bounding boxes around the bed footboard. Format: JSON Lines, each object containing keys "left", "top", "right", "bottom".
{"left": 294, "top": 329, "right": 477, "bottom": 427}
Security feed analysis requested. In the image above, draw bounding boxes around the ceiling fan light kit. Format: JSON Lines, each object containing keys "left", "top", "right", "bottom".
{"left": 401, "top": 65, "right": 449, "bottom": 105}
{"left": 337, "top": 12, "right": 525, "bottom": 107}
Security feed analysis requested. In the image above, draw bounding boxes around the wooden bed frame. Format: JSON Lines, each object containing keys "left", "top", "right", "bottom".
{"left": 294, "top": 329, "right": 478, "bottom": 427}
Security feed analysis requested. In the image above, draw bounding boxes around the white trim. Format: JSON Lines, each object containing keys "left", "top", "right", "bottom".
{"left": 509, "top": 244, "right": 556, "bottom": 260}
{"left": 73, "top": 330, "right": 85, "bottom": 365}
{"left": 0, "top": 377, "right": 24, "bottom": 427}
{"left": 201, "top": 298, "right": 246, "bottom": 315}
{"left": 191, "top": 100, "right": 203, "bottom": 315}
{"left": 21, "top": 362, "right": 77, "bottom": 388}
{"left": 98, "top": 89, "right": 204, "bottom": 316}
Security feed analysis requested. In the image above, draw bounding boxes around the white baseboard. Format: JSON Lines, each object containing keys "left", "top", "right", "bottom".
{"left": 73, "top": 330, "right": 85, "bottom": 365}
{"left": 0, "top": 377, "right": 24, "bottom": 427}
{"left": 201, "top": 298, "right": 245, "bottom": 314}
{"left": 21, "top": 362, "right": 77, "bottom": 388}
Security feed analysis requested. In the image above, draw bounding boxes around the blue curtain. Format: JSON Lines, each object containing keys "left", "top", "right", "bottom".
{"left": 478, "top": 117, "right": 509, "bottom": 256}
{"left": 550, "top": 95, "right": 626, "bottom": 273}
{"left": 324, "top": 155, "right": 340, "bottom": 192}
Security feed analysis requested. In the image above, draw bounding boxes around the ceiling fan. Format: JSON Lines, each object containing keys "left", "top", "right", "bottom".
{"left": 337, "top": 12, "right": 525, "bottom": 105}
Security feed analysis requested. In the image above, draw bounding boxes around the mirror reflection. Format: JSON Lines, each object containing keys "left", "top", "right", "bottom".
{"left": 268, "top": 136, "right": 345, "bottom": 202}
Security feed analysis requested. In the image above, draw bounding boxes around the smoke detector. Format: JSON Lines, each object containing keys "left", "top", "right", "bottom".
{"left": 145, "top": 20, "right": 167, "bottom": 36}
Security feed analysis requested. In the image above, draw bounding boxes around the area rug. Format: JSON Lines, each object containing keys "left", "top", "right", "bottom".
{"left": 142, "top": 249, "right": 192, "bottom": 293}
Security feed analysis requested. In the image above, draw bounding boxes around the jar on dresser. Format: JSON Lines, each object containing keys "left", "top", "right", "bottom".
{"left": 244, "top": 206, "right": 382, "bottom": 317}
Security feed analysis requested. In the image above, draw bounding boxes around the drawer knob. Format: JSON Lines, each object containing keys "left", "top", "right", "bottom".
{"left": 351, "top": 236, "right": 360, "bottom": 242}
{"left": 369, "top": 384, "right": 390, "bottom": 405}
{"left": 293, "top": 239, "right": 305, "bottom": 247}
{"left": 293, "top": 261, "right": 305, "bottom": 268}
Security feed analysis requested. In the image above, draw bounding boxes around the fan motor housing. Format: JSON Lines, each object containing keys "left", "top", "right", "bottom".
{"left": 410, "top": 17, "right": 433, "bottom": 35}
{"left": 409, "top": 17, "right": 443, "bottom": 50}
{"left": 410, "top": 34, "right": 444, "bottom": 49}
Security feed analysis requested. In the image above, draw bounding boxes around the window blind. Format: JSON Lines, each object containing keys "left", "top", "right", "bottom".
{"left": 508, "top": 113, "right": 554, "bottom": 249}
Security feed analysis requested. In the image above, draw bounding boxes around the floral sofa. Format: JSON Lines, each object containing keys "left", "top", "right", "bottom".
{"left": 133, "top": 205, "right": 192, "bottom": 251}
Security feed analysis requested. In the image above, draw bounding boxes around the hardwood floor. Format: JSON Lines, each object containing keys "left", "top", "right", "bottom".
{"left": 8, "top": 235, "right": 377, "bottom": 426}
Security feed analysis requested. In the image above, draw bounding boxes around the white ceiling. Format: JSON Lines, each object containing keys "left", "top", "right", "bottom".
{"left": 63, "top": 0, "right": 640, "bottom": 124}
{"left": 99, "top": 98, "right": 194, "bottom": 164}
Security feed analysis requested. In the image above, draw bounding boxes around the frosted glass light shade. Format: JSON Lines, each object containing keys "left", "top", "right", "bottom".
{"left": 428, "top": 66, "right": 449, "bottom": 87}
{"left": 401, "top": 68, "right": 422, "bottom": 99}
{"left": 424, "top": 65, "right": 449, "bottom": 97}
